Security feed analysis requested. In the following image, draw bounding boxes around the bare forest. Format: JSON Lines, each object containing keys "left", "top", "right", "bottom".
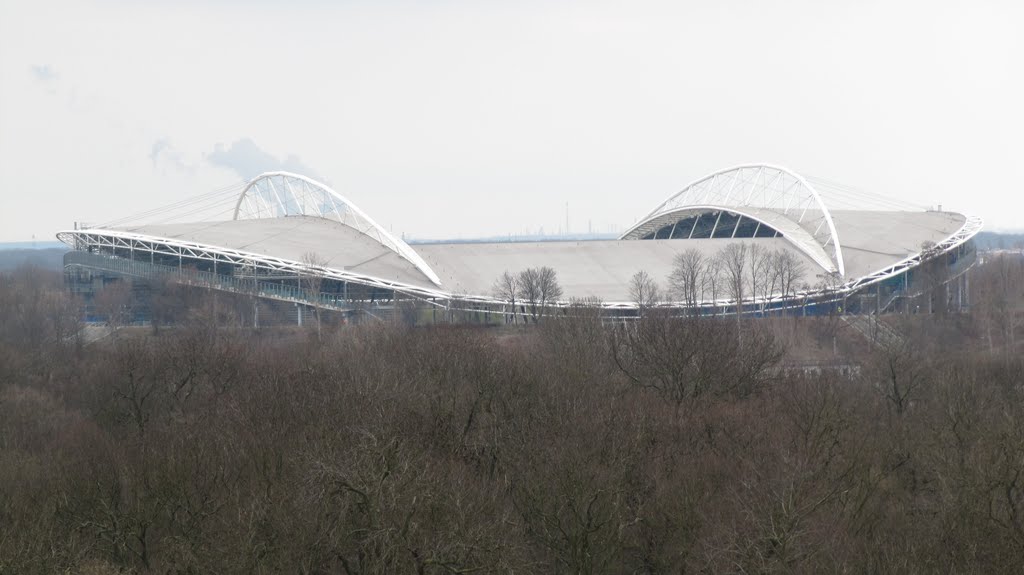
{"left": 2, "top": 254, "right": 1024, "bottom": 574}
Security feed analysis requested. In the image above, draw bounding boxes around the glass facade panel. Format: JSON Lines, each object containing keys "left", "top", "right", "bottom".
{"left": 636, "top": 210, "right": 781, "bottom": 240}
{"left": 688, "top": 212, "right": 717, "bottom": 238}
{"left": 732, "top": 216, "right": 759, "bottom": 238}
{"left": 754, "top": 223, "right": 777, "bottom": 238}
{"left": 670, "top": 215, "right": 698, "bottom": 238}
{"left": 711, "top": 212, "right": 741, "bottom": 238}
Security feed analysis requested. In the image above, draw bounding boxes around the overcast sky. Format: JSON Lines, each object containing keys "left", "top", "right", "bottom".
{"left": 1, "top": 0, "right": 1022, "bottom": 242}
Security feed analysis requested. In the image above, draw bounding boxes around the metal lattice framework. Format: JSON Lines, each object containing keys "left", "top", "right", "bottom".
{"left": 56, "top": 228, "right": 451, "bottom": 301}
{"left": 621, "top": 164, "right": 846, "bottom": 276}
{"left": 233, "top": 172, "right": 442, "bottom": 286}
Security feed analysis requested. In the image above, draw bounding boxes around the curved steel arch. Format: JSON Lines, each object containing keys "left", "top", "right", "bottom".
{"left": 622, "top": 164, "right": 846, "bottom": 276}
{"left": 233, "top": 171, "right": 442, "bottom": 287}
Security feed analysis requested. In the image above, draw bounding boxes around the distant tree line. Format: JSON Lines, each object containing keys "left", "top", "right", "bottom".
{"left": 973, "top": 231, "right": 1024, "bottom": 251}
{"left": 0, "top": 255, "right": 1022, "bottom": 573}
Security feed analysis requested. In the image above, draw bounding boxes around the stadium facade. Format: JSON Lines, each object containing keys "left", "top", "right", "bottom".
{"left": 58, "top": 164, "right": 982, "bottom": 321}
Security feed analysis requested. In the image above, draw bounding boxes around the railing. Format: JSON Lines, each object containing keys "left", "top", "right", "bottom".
{"left": 879, "top": 289, "right": 904, "bottom": 314}
{"left": 64, "top": 251, "right": 353, "bottom": 312}
{"left": 842, "top": 314, "right": 905, "bottom": 348}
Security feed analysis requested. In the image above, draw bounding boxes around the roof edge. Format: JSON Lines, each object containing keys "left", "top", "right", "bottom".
{"left": 233, "top": 171, "right": 442, "bottom": 287}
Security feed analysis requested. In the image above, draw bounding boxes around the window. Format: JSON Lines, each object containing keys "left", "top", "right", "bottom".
{"left": 638, "top": 211, "right": 781, "bottom": 240}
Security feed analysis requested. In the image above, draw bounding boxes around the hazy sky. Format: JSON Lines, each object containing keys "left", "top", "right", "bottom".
{"left": 1, "top": 0, "right": 1022, "bottom": 242}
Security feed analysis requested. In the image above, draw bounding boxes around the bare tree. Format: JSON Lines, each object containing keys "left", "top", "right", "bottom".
{"left": 537, "top": 266, "right": 563, "bottom": 313}
{"left": 148, "top": 275, "right": 186, "bottom": 334}
{"left": 518, "top": 266, "right": 563, "bottom": 323}
{"left": 538, "top": 297, "right": 608, "bottom": 382}
{"left": 748, "top": 243, "right": 774, "bottom": 315}
{"left": 95, "top": 280, "right": 133, "bottom": 331}
{"left": 706, "top": 255, "right": 724, "bottom": 316}
{"left": 517, "top": 268, "right": 542, "bottom": 323}
{"left": 610, "top": 311, "right": 782, "bottom": 404}
{"left": 973, "top": 254, "right": 1024, "bottom": 354}
{"left": 628, "top": 270, "right": 660, "bottom": 316}
{"left": 668, "top": 248, "right": 707, "bottom": 314}
{"left": 872, "top": 337, "right": 931, "bottom": 416}
{"left": 492, "top": 270, "right": 520, "bottom": 324}
{"left": 772, "top": 249, "right": 807, "bottom": 315}
{"left": 719, "top": 243, "right": 748, "bottom": 330}
{"left": 0, "top": 266, "right": 82, "bottom": 376}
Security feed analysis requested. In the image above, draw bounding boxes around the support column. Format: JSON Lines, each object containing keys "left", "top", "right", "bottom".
{"left": 950, "top": 272, "right": 958, "bottom": 308}
{"left": 904, "top": 272, "right": 910, "bottom": 314}
{"left": 963, "top": 272, "right": 970, "bottom": 310}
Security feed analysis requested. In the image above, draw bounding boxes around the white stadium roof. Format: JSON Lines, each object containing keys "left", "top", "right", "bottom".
{"left": 58, "top": 166, "right": 982, "bottom": 308}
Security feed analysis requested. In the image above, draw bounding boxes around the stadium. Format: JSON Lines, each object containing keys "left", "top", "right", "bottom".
{"left": 57, "top": 164, "right": 982, "bottom": 322}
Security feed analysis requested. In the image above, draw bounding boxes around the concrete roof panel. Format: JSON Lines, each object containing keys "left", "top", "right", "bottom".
{"left": 416, "top": 238, "right": 815, "bottom": 303}
{"left": 116, "top": 216, "right": 435, "bottom": 289}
